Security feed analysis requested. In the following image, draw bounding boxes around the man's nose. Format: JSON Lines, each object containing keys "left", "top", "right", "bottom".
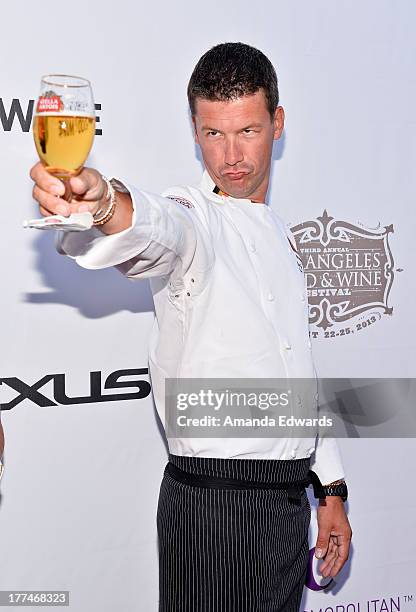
{"left": 224, "top": 137, "right": 243, "bottom": 166}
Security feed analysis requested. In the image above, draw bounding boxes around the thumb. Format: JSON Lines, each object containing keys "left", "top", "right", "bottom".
{"left": 69, "top": 168, "right": 103, "bottom": 200}
{"left": 315, "top": 529, "right": 330, "bottom": 559}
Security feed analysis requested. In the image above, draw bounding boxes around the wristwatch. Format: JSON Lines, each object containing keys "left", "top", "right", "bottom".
{"left": 322, "top": 478, "right": 348, "bottom": 502}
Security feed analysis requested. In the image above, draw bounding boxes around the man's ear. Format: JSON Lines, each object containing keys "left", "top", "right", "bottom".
{"left": 273, "top": 106, "right": 285, "bottom": 140}
{"left": 192, "top": 116, "right": 200, "bottom": 144}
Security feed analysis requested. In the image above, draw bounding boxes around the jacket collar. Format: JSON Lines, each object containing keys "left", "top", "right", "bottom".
{"left": 198, "top": 169, "right": 267, "bottom": 207}
{"left": 198, "top": 170, "right": 226, "bottom": 203}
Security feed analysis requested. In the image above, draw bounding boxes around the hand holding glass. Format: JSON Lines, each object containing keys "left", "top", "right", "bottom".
{"left": 25, "top": 74, "right": 96, "bottom": 230}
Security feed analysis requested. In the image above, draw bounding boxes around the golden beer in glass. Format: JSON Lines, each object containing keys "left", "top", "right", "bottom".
{"left": 33, "top": 74, "right": 95, "bottom": 191}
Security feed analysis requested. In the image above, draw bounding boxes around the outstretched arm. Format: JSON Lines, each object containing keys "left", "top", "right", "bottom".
{"left": 30, "top": 162, "right": 212, "bottom": 280}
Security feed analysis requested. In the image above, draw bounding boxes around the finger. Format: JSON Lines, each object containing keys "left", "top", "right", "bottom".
{"left": 319, "top": 550, "right": 338, "bottom": 575}
{"left": 334, "top": 533, "right": 351, "bottom": 565}
{"left": 323, "top": 554, "right": 338, "bottom": 578}
{"left": 68, "top": 194, "right": 101, "bottom": 214}
{"left": 327, "top": 535, "right": 350, "bottom": 577}
{"left": 33, "top": 185, "right": 70, "bottom": 216}
{"left": 73, "top": 201, "right": 97, "bottom": 214}
{"left": 315, "top": 530, "right": 331, "bottom": 559}
{"left": 328, "top": 545, "right": 343, "bottom": 577}
{"left": 39, "top": 205, "right": 52, "bottom": 217}
{"left": 319, "top": 541, "right": 337, "bottom": 574}
{"left": 68, "top": 174, "right": 92, "bottom": 197}
{"left": 322, "top": 537, "right": 337, "bottom": 558}
{"left": 30, "top": 161, "right": 65, "bottom": 196}
{"left": 329, "top": 555, "right": 346, "bottom": 577}
{"left": 44, "top": 199, "right": 89, "bottom": 216}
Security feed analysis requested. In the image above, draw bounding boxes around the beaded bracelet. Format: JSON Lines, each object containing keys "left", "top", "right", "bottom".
{"left": 93, "top": 175, "right": 116, "bottom": 226}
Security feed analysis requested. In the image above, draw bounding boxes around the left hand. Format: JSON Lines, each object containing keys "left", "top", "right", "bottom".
{"left": 314, "top": 496, "right": 352, "bottom": 578}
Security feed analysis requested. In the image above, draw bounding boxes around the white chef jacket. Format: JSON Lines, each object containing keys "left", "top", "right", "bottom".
{"left": 55, "top": 170, "right": 345, "bottom": 485}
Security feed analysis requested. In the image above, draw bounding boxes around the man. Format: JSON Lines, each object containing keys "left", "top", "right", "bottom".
{"left": 30, "top": 42, "right": 352, "bottom": 611}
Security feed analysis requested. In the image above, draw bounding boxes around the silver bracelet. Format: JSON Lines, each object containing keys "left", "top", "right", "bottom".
{"left": 93, "top": 176, "right": 113, "bottom": 218}
{"left": 93, "top": 176, "right": 116, "bottom": 226}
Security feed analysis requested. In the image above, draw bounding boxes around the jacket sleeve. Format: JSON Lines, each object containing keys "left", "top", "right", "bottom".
{"left": 54, "top": 177, "right": 211, "bottom": 280}
{"left": 308, "top": 342, "right": 346, "bottom": 485}
{"left": 310, "top": 330, "right": 345, "bottom": 485}
{"left": 309, "top": 435, "right": 346, "bottom": 485}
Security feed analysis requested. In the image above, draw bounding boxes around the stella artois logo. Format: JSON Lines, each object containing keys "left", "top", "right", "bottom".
{"left": 289, "top": 210, "right": 395, "bottom": 338}
{"left": 36, "top": 90, "right": 64, "bottom": 113}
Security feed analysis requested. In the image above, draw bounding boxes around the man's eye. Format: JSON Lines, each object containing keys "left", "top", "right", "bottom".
{"left": 243, "top": 129, "right": 254, "bottom": 134}
{"left": 207, "top": 131, "right": 220, "bottom": 137}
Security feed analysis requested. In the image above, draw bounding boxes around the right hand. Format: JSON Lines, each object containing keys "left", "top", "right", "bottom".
{"left": 30, "top": 162, "right": 107, "bottom": 217}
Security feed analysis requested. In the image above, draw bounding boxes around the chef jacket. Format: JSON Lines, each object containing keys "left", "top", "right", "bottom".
{"left": 55, "top": 169, "right": 345, "bottom": 485}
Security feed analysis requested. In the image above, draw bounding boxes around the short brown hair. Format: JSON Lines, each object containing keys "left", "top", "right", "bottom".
{"left": 187, "top": 42, "right": 279, "bottom": 120}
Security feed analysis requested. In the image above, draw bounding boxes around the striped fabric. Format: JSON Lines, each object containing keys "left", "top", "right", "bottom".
{"left": 157, "top": 454, "right": 312, "bottom": 611}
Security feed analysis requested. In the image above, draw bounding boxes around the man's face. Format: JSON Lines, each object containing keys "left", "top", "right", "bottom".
{"left": 193, "top": 89, "right": 284, "bottom": 202}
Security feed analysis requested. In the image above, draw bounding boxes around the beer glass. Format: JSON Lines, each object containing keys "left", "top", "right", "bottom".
{"left": 28, "top": 74, "right": 95, "bottom": 228}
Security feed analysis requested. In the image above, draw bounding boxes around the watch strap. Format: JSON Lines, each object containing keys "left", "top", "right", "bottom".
{"left": 307, "top": 470, "right": 348, "bottom": 502}
{"left": 322, "top": 480, "right": 348, "bottom": 502}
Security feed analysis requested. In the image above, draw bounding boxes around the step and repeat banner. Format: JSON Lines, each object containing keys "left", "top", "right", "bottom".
{"left": 1, "top": 1, "right": 415, "bottom": 610}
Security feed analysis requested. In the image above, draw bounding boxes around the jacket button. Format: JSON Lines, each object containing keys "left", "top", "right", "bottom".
{"left": 267, "top": 292, "right": 275, "bottom": 301}
{"left": 291, "top": 449, "right": 297, "bottom": 458}
{"left": 284, "top": 342, "right": 292, "bottom": 350}
{"left": 249, "top": 242, "right": 256, "bottom": 252}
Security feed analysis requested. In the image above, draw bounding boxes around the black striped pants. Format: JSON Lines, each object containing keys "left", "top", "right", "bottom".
{"left": 157, "top": 454, "right": 311, "bottom": 611}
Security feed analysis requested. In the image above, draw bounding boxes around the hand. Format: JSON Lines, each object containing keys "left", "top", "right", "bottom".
{"left": 314, "top": 496, "right": 352, "bottom": 578}
{"left": 30, "top": 161, "right": 107, "bottom": 218}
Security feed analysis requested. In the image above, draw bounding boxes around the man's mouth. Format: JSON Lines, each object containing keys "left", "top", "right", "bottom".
{"left": 224, "top": 172, "right": 247, "bottom": 181}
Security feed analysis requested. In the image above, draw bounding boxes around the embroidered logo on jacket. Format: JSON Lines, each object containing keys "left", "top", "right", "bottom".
{"left": 166, "top": 195, "right": 194, "bottom": 209}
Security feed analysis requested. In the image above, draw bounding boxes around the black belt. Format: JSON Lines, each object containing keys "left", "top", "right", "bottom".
{"left": 166, "top": 462, "right": 326, "bottom": 506}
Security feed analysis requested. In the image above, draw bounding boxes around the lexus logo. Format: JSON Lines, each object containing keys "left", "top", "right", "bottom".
{"left": 0, "top": 368, "right": 150, "bottom": 410}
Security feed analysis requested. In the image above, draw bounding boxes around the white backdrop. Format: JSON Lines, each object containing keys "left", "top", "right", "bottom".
{"left": 1, "top": 1, "right": 415, "bottom": 610}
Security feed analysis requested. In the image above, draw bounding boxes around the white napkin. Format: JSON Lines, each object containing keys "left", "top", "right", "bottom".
{"left": 23, "top": 212, "right": 94, "bottom": 232}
